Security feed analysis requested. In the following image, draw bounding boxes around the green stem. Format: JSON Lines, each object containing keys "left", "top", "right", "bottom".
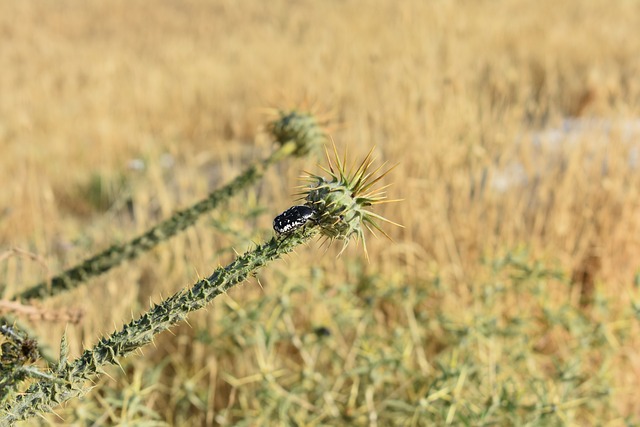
{"left": 0, "top": 226, "right": 318, "bottom": 424}
{"left": 16, "top": 141, "right": 298, "bottom": 301}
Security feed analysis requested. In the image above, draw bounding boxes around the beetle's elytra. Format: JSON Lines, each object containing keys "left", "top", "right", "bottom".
{"left": 273, "top": 205, "right": 315, "bottom": 235}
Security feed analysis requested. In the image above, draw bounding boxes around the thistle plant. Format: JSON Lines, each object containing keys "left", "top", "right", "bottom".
{"left": 303, "top": 145, "right": 401, "bottom": 258}
{"left": 268, "top": 109, "right": 329, "bottom": 157}
{"left": 0, "top": 147, "right": 398, "bottom": 424}
{"left": 15, "top": 110, "right": 328, "bottom": 302}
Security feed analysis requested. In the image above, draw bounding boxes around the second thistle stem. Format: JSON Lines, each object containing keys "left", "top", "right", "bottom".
{"left": 16, "top": 141, "right": 300, "bottom": 301}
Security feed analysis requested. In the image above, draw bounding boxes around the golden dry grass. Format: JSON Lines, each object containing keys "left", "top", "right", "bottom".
{"left": 2, "top": 0, "right": 640, "bottom": 424}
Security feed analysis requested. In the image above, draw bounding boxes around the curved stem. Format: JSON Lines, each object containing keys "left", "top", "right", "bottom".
{"left": 16, "top": 141, "right": 298, "bottom": 301}
{"left": 0, "top": 226, "right": 318, "bottom": 423}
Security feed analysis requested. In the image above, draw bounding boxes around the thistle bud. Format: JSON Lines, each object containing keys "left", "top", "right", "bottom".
{"left": 301, "top": 145, "right": 401, "bottom": 257}
{"left": 268, "top": 110, "right": 328, "bottom": 157}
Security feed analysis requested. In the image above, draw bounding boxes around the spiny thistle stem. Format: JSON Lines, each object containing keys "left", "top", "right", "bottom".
{"left": 16, "top": 110, "right": 327, "bottom": 302}
{"left": 0, "top": 227, "right": 319, "bottom": 424}
{"left": 0, "top": 147, "right": 398, "bottom": 424}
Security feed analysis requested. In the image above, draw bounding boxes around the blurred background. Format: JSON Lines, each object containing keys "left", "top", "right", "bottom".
{"left": 1, "top": 0, "right": 640, "bottom": 425}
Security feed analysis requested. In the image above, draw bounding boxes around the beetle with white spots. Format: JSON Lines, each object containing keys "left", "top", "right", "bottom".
{"left": 273, "top": 205, "right": 316, "bottom": 235}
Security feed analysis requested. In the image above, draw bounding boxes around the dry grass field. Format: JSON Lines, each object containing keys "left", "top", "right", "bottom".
{"left": 2, "top": 0, "right": 640, "bottom": 425}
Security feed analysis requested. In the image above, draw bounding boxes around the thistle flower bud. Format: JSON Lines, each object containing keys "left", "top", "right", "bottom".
{"left": 268, "top": 110, "right": 328, "bottom": 157}
{"left": 301, "top": 145, "right": 401, "bottom": 258}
